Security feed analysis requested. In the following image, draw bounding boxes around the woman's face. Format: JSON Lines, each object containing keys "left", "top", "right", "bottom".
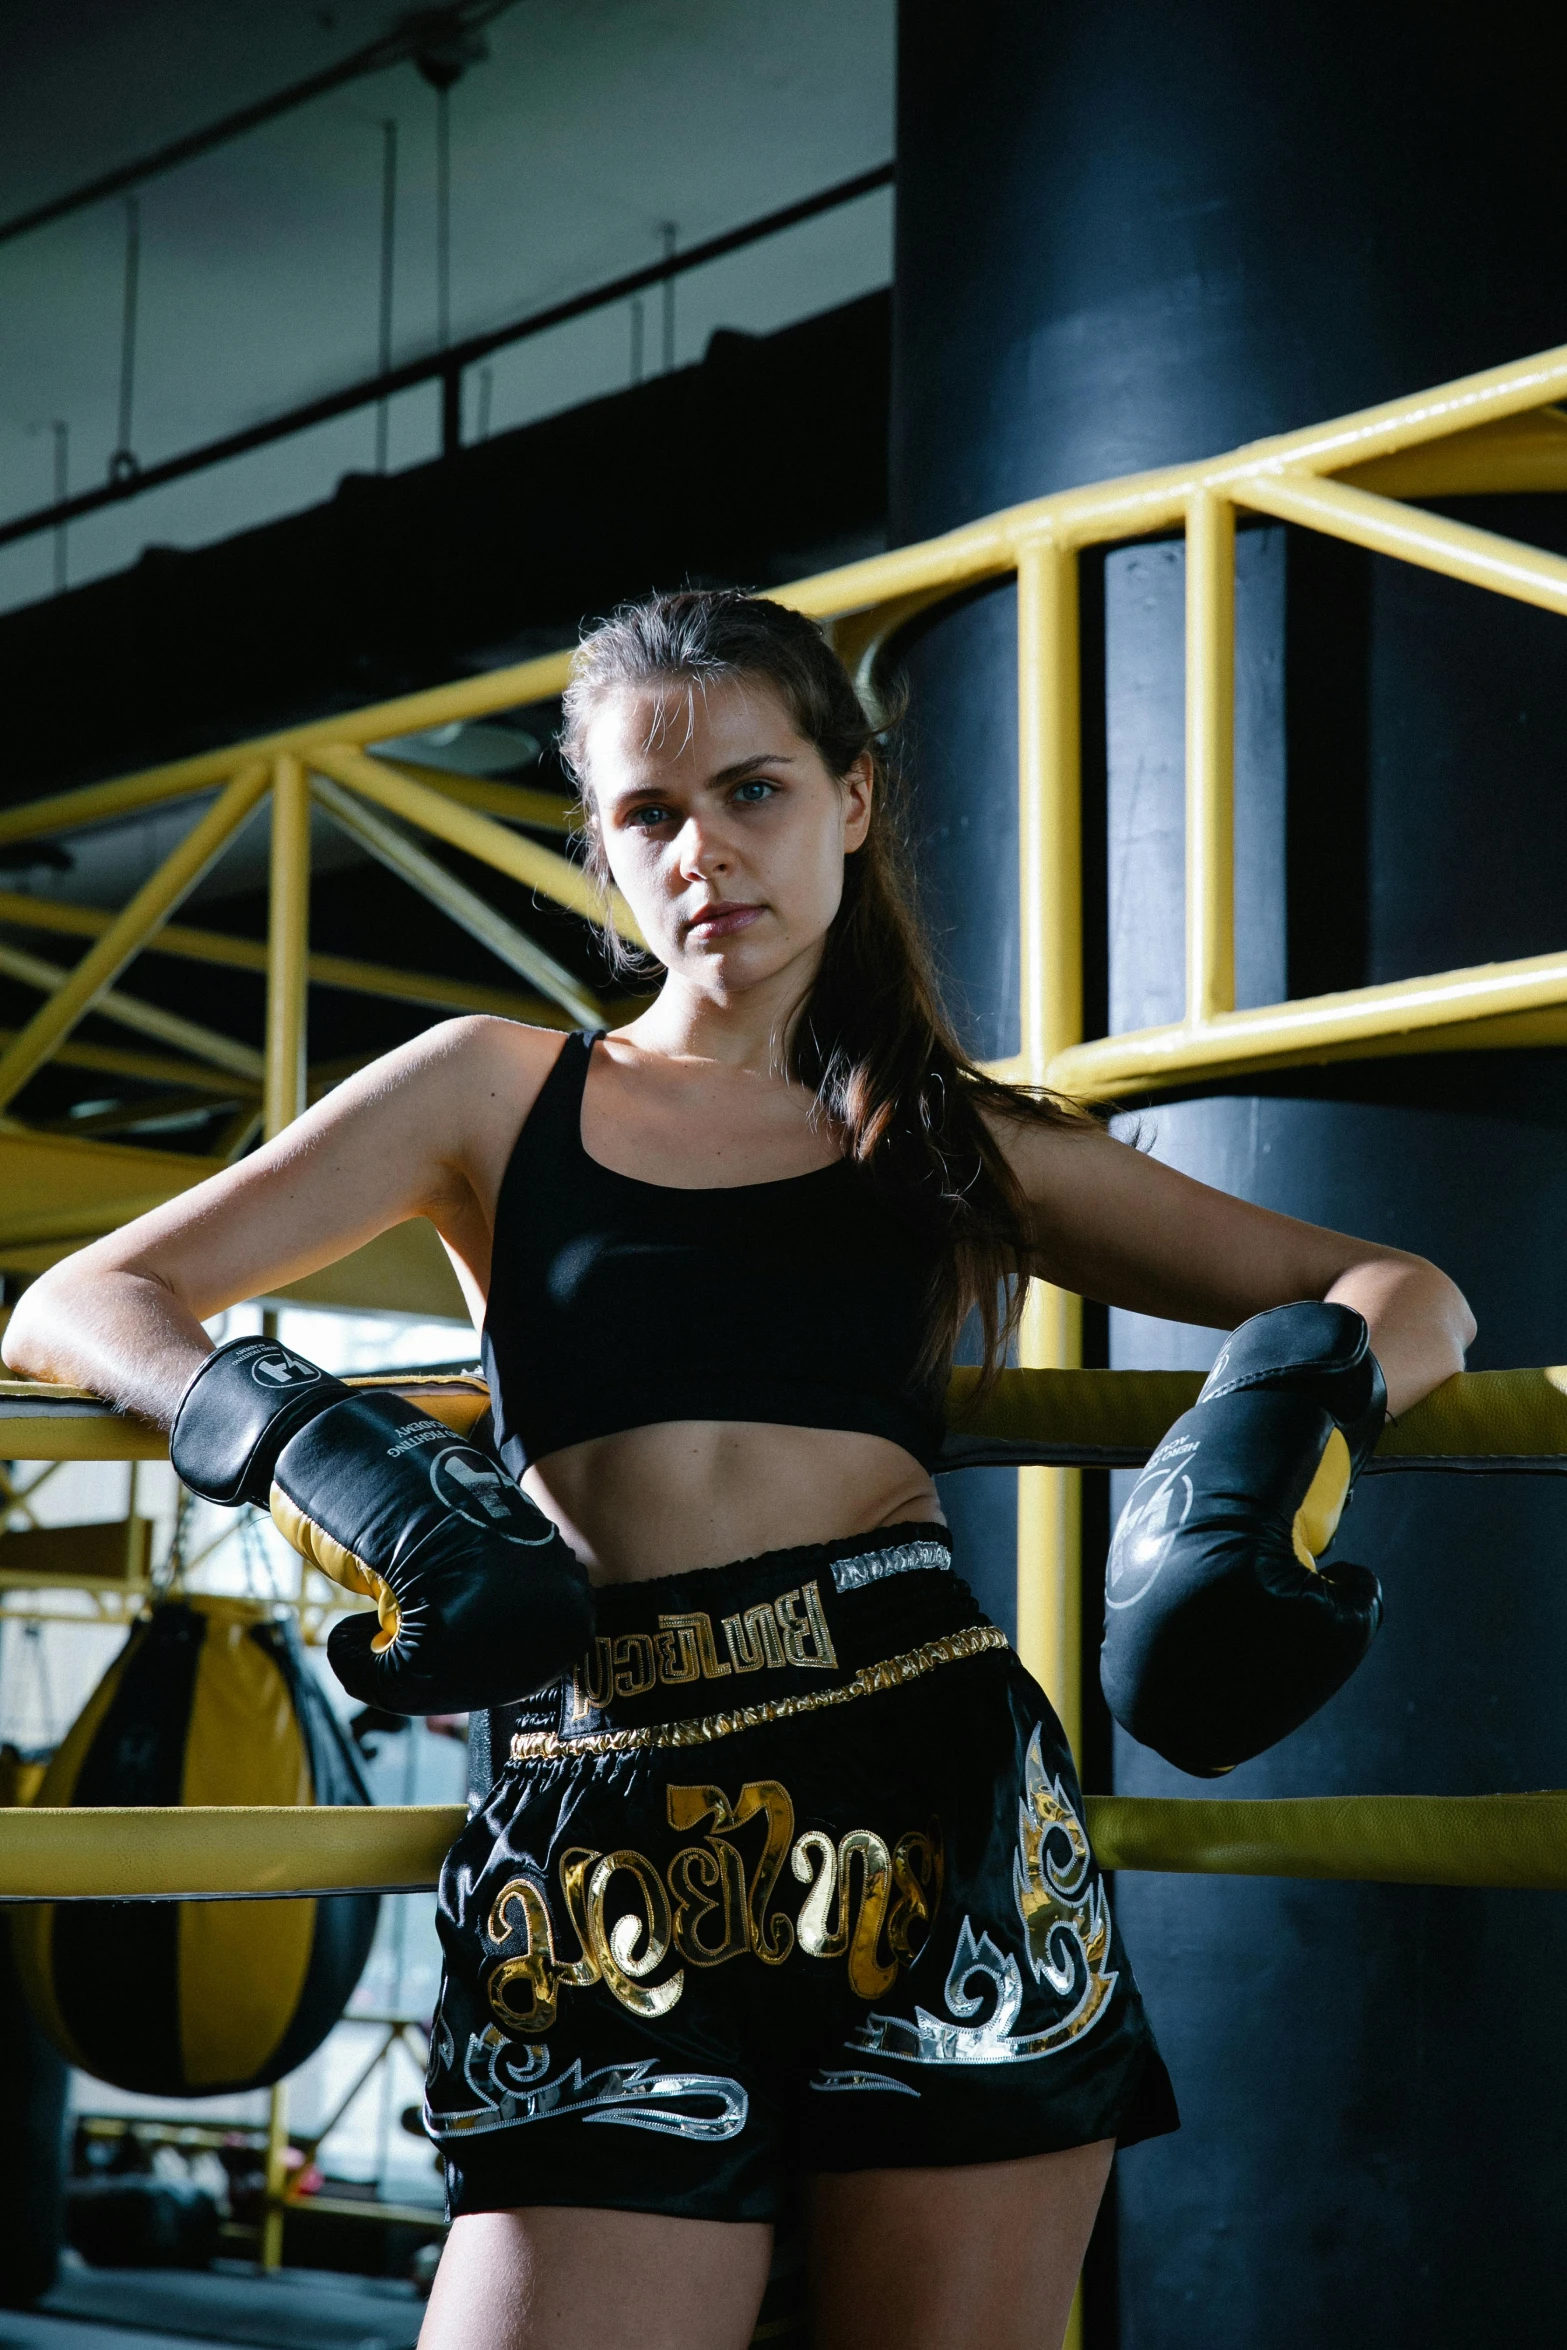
{"left": 584, "top": 675, "right": 872, "bottom": 1000}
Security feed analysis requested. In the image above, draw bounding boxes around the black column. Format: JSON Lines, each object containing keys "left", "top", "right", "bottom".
{"left": 894, "top": 6, "right": 1567, "bottom": 2345}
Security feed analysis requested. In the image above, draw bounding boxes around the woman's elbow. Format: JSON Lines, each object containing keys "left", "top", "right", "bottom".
{"left": 3, "top": 1262, "right": 83, "bottom": 1382}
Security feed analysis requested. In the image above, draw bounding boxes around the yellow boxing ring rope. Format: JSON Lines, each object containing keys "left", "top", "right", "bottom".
{"left": 5, "top": 1364, "right": 1567, "bottom": 1898}
{"left": 5, "top": 1793, "right": 1567, "bottom": 1902}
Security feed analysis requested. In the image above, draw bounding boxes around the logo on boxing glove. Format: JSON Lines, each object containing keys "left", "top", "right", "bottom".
{"left": 248, "top": 1347, "right": 325, "bottom": 1390}
{"left": 1105, "top": 1437, "right": 1199, "bottom": 1609}
{"left": 428, "top": 1445, "right": 558, "bottom": 1545}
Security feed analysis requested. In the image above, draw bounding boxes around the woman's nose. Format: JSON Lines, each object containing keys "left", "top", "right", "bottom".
{"left": 675, "top": 817, "right": 729, "bottom": 879}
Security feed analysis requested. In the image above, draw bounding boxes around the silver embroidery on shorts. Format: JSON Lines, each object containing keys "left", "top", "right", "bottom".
{"left": 425, "top": 2024, "right": 748, "bottom": 2142}
{"left": 845, "top": 1724, "right": 1118, "bottom": 2067}
{"left": 809, "top": 2067, "right": 920, "bottom": 2097}
{"left": 831, "top": 1539, "right": 952, "bottom": 1592}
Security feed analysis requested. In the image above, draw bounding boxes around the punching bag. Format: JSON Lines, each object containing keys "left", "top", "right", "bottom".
{"left": 892, "top": 5, "right": 1567, "bottom": 2341}
{"left": 1, "top": 1746, "right": 67, "bottom": 2308}
{"left": 12, "top": 1594, "right": 379, "bottom": 2097}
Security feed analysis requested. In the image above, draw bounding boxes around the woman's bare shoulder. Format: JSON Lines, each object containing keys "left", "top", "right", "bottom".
{"left": 402, "top": 1015, "right": 573, "bottom": 1197}
{"left": 364, "top": 1013, "right": 563, "bottom": 1110}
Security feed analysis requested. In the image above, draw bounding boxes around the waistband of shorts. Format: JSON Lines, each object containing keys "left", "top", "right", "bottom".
{"left": 504, "top": 1520, "right": 1002, "bottom": 1757}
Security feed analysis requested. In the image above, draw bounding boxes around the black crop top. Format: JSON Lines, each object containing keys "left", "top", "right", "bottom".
{"left": 480, "top": 1031, "right": 949, "bottom": 1475}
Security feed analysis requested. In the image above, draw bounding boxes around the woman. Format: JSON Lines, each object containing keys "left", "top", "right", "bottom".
{"left": 4, "top": 591, "right": 1473, "bottom": 2350}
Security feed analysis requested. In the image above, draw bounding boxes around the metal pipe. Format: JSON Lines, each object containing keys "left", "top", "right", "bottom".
{"left": 261, "top": 2081, "right": 288, "bottom": 2271}
{"left": 264, "top": 756, "right": 310, "bottom": 1138}
{"left": 308, "top": 771, "right": 608, "bottom": 1027}
{"left": 377, "top": 763, "right": 574, "bottom": 831}
{"left": 0, "top": 887, "right": 569, "bottom": 1023}
{"left": 660, "top": 223, "right": 677, "bottom": 372}
{"left": 0, "top": 1024, "right": 260, "bottom": 1098}
{"left": 0, "top": 652, "right": 576, "bottom": 847}
{"left": 0, "top": 159, "right": 896, "bottom": 553}
{"left": 1014, "top": 539, "right": 1086, "bottom": 1764}
{"left": 1016, "top": 538, "right": 1083, "bottom": 1075}
{"left": 0, "top": 762, "right": 269, "bottom": 1115}
{"left": 436, "top": 87, "right": 452, "bottom": 356}
{"left": 1184, "top": 490, "right": 1237, "bottom": 1023}
{"left": 0, "top": 0, "right": 522, "bottom": 253}
{"left": 1049, "top": 941, "right": 1567, "bottom": 1099}
{"left": 311, "top": 743, "right": 642, "bottom": 941}
{"left": 0, "top": 940, "right": 266, "bottom": 1082}
{"left": 110, "top": 197, "right": 140, "bottom": 484}
{"left": 375, "top": 119, "right": 397, "bottom": 474}
{"left": 51, "top": 421, "right": 67, "bottom": 594}
{"left": 1239, "top": 467, "right": 1567, "bottom": 617}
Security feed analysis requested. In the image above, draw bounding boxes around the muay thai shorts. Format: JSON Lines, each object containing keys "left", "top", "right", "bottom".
{"left": 426, "top": 1521, "right": 1177, "bottom": 2222}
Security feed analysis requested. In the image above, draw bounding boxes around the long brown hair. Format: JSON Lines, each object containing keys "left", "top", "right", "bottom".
{"left": 559, "top": 588, "right": 1090, "bottom": 1381}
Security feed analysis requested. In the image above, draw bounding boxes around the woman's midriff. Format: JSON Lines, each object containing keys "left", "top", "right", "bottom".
{"left": 522, "top": 1420, "right": 944, "bottom": 1585}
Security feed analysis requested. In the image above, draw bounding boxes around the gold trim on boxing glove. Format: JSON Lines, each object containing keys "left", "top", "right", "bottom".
{"left": 1291, "top": 1427, "right": 1352, "bottom": 1572}
{"left": 269, "top": 1482, "right": 402, "bottom": 1651}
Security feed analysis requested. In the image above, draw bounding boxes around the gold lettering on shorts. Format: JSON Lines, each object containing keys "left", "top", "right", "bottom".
{"left": 612, "top": 1632, "right": 657, "bottom": 1698}
{"left": 665, "top": 1786, "right": 751, "bottom": 1965}
{"left": 791, "top": 1820, "right": 943, "bottom": 1994}
{"left": 481, "top": 1784, "right": 943, "bottom": 2040}
{"left": 565, "top": 1635, "right": 616, "bottom": 1726}
{"left": 666, "top": 1780, "right": 797, "bottom": 1965}
{"left": 584, "top": 1850, "right": 684, "bottom": 2019}
{"left": 776, "top": 1581, "right": 839, "bottom": 1669}
{"left": 655, "top": 1610, "right": 731, "bottom": 1682}
{"left": 484, "top": 1875, "right": 563, "bottom": 2036}
{"left": 722, "top": 1603, "right": 787, "bottom": 1673}
{"left": 567, "top": 1581, "right": 840, "bottom": 1718}
{"left": 554, "top": 1848, "right": 602, "bottom": 1988}
{"left": 888, "top": 1826, "right": 944, "bottom": 1962}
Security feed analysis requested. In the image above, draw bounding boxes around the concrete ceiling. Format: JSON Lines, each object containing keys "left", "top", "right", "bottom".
{"left": 0, "top": 0, "right": 894, "bottom": 616}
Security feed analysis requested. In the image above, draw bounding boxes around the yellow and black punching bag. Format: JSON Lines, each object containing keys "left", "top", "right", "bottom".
{"left": 13, "top": 1595, "right": 379, "bottom": 2097}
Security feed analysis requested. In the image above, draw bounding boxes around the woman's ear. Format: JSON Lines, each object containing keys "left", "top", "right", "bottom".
{"left": 842, "top": 754, "right": 874, "bottom": 854}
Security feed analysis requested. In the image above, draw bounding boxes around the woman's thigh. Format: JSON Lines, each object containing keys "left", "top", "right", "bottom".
{"left": 806, "top": 2140, "right": 1115, "bottom": 2350}
{"left": 419, "top": 2205, "right": 774, "bottom": 2350}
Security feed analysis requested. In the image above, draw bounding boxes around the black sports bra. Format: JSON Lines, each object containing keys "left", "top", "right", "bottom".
{"left": 480, "top": 1031, "right": 949, "bottom": 1475}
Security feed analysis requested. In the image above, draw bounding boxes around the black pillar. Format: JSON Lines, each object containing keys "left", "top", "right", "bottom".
{"left": 894, "top": 5, "right": 1567, "bottom": 2344}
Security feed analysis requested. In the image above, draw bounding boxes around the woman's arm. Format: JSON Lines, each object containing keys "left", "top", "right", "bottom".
{"left": 1, "top": 1017, "right": 551, "bottom": 1426}
{"left": 998, "top": 1117, "right": 1475, "bottom": 1417}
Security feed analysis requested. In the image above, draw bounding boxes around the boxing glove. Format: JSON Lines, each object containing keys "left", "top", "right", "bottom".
{"left": 171, "top": 1342, "right": 594, "bottom": 1716}
{"left": 1099, "top": 1301, "right": 1386, "bottom": 1777}
{"left": 170, "top": 1335, "right": 348, "bottom": 1506}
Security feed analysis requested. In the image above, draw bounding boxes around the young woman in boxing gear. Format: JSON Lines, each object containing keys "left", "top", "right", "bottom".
{"left": 3, "top": 592, "right": 1472, "bottom": 2350}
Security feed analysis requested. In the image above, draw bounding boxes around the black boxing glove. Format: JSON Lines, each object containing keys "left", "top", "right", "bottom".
{"left": 170, "top": 1336, "right": 349, "bottom": 1506}
{"left": 270, "top": 1390, "right": 594, "bottom": 1716}
{"left": 1099, "top": 1301, "right": 1386, "bottom": 1777}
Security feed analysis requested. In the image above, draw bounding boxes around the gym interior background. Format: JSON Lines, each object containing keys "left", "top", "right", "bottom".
{"left": 4, "top": 4, "right": 1567, "bottom": 2347}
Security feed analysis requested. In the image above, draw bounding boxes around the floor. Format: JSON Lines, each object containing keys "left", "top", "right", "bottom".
{"left": 1, "top": 2263, "right": 425, "bottom": 2350}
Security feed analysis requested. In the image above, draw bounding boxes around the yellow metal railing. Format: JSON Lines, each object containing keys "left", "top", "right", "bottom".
{"left": 8, "top": 341, "right": 1567, "bottom": 1749}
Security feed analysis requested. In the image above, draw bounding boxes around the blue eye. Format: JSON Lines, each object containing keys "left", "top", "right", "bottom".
{"left": 732, "top": 778, "right": 776, "bottom": 804}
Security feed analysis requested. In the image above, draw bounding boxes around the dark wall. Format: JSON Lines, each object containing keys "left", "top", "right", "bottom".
{"left": 893, "top": 4, "right": 1567, "bottom": 2344}
{"left": 0, "top": 289, "right": 890, "bottom": 805}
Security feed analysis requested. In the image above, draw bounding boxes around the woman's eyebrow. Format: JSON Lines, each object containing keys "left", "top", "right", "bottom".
{"left": 707, "top": 751, "right": 798, "bottom": 785}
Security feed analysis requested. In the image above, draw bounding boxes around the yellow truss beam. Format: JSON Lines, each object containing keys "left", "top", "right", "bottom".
{"left": 264, "top": 754, "right": 310, "bottom": 1138}
{"left": 311, "top": 744, "right": 641, "bottom": 944}
{"left": 0, "top": 938, "right": 265, "bottom": 1084}
{"left": 379, "top": 760, "right": 575, "bottom": 832}
{"left": 0, "top": 888, "right": 575, "bottom": 1028}
{"left": 0, "top": 764, "right": 269, "bottom": 1115}
{"left": 309, "top": 772, "right": 609, "bottom": 1028}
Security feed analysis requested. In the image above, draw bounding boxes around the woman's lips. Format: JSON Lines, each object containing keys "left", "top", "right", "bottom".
{"left": 686, "top": 902, "right": 764, "bottom": 940}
